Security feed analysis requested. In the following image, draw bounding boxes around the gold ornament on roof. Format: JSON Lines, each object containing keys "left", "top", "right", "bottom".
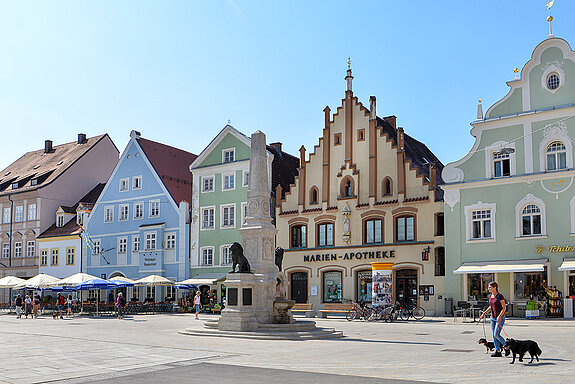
{"left": 347, "top": 57, "right": 351, "bottom": 69}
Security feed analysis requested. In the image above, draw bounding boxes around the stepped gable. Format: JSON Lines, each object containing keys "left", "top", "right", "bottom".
{"left": 137, "top": 138, "right": 198, "bottom": 205}
{"left": 38, "top": 183, "right": 106, "bottom": 238}
{"left": 267, "top": 144, "right": 299, "bottom": 199}
{"left": 0, "top": 134, "right": 111, "bottom": 196}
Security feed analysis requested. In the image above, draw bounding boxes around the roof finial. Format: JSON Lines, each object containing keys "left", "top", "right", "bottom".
{"left": 513, "top": 67, "right": 519, "bottom": 80}
{"left": 227, "top": 119, "right": 232, "bottom": 126}
{"left": 345, "top": 57, "right": 353, "bottom": 93}
{"left": 546, "top": 0, "right": 555, "bottom": 38}
{"left": 476, "top": 99, "right": 484, "bottom": 121}
{"left": 347, "top": 57, "right": 351, "bottom": 70}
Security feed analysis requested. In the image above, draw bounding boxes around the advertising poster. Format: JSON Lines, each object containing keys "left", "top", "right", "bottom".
{"left": 371, "top": 262, "right": 393, "bottom": 308}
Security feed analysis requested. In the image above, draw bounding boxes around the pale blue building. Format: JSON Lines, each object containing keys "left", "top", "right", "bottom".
{"left": 83, "top": 130, "right": 197, "bottom": 301}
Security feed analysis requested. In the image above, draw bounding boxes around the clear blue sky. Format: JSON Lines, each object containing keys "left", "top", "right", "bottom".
{"left": 1, "top": 1, "right": 574, "bottom": 170}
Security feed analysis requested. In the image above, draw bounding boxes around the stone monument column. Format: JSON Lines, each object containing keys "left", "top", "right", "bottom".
{"left": 218, "top": 131, "right": 279, "bottom": 331}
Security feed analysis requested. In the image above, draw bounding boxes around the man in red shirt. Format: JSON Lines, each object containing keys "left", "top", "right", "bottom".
{"left": 56, "top": 293, "right": 66, "bottom": 320}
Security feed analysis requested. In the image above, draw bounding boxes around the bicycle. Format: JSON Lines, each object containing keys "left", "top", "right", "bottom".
{"left": 371, "top": 301, "right": 401, "bottom": 322}
{"left": 398, "top": 303, "right": 425, "bottom": 321}
{"left": 346, "top": 301, "right": 375, "bottom": 321}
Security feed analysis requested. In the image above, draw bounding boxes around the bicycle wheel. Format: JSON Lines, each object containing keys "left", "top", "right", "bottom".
{"left": 412, "top": 307, "right": 425, "bottom": 320}
{"left": 365, "top": 307, "right": 377, "bottom": 322}
{"left": 399, "top": 308, "right": 410, "bottom": 321}
{"left": 346, "top": 310, "right": 357, "bottom": 321}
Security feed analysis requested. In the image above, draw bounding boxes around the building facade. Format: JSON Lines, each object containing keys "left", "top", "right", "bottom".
{"left": 189, "top": 125, "right": 298, "bottom": 302}
{"left": 275, "top": 69, "right": 446, "bottom": 315}
{"left": 0, "top": 133, "right": 118, "bottom": 302}
{"left": 442, "top": 37, "right": 575, "bottom": 315}
{"left": 84, "top": 131, "right": 196, "bottom": 301}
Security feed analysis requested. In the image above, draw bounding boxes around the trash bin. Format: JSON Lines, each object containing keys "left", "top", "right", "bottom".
{"left": 445, "top": 298, "right": 453, "bottom": 315}
{"left": 564, "top": 298, "right": 573, "bottom": 319}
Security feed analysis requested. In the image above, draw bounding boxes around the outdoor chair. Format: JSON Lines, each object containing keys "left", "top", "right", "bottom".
{"left": 453, "top": 301, "right": 471, "bottom": 322}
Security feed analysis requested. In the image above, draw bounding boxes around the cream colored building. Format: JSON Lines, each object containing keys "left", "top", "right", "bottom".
{"left": 275, "top": 69, "right": 446, "bottom": 315}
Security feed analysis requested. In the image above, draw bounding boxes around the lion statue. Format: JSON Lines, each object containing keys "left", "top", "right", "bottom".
{"left": 229, "top": 242, "right": 251, "bottom": 273}
{"left": 274, "top": 246, "right": 284, "bottom": 271}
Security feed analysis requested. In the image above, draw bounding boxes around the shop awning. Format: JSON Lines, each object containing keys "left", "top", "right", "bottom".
{"left": 558, "top": 258, "right": 575, "bottom": 271}
{"left": 179, "top": 273, "right": 227, "bottom": 286}
{"left": 453, "top": 258, "right": 548, "bottom": 274}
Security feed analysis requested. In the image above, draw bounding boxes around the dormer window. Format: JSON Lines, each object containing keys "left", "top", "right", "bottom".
{"left": 223, "top": 148, "right": 235, "bottom": 163}
{"left": 11, "top": 182, "right": 18, "bottom": 189}
{"left": 30, "top": 179, "right": 38, "bottom": 186}
{"left": 77, "top": 213, "right": 84, "bottom": 226}
{"left": 57, "top": 215, "right": 65, "bottom": 227}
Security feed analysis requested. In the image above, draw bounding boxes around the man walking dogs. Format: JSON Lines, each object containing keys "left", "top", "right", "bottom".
{"left": 479, "top": 282, "right": 507, "bottom": 357}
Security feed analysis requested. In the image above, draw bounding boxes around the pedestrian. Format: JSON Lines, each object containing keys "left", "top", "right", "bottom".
{"left": 66, "top": 294, "right": 74, "bottom": 318}
{"left": 33, "top": 293, "right": 41, "bottom": 318}
{"left": 479, "top": 281, "right": 507, "bottom": 357}
{"left": 56, "top": 293, "right": 66, "bottom": 319}
{"left": 116, "top": 292, "right": 126, "bottom": 320}
{"left": 24, "top": 295, "right": 32, "bottom": 318}
{"left": 14, "top": 294, "right": 23, "bottom": 319}
{"left": 194, "top": 291, "right": 202, "bottom": 320}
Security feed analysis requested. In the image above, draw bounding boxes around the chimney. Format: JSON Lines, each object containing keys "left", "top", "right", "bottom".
{"left": 428, "top": 162, "right": 437, "bottom": 190}
{"left": 44, "top": 140, "right": 53, "bottom": 154}
{"left": 269, "top": 142, "right": 282, "bottom": 152}
{"left": 384, "top": 116, "right": 397, "bottom": 130}
{"left": 77, "top": 133, "right": 87, "bottom": 144}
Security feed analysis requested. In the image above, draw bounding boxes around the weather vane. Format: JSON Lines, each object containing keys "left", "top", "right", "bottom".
{"left": 546, "top": 0, "right": 555, "bottom": 38}
{"left": 347, "top": 57, "right": 351, "bottom": 70}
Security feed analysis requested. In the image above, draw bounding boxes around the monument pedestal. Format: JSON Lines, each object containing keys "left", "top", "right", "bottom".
{"left": 218, "top": 272, "right": 277, "bottom": 332}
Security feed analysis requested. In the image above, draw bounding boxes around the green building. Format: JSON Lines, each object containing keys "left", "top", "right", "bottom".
{"left": 442, "top": 36, "right": 575, "bottom": 317}
{"left": 189, "top": 125, "right": 298, "bottom": 303}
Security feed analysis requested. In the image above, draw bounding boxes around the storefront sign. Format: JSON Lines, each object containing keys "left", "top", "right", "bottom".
{"left": 536, "top": 245, "right": 575, "bottom": 253}
{"left": 143, "top": 257, "right": 157, "bottom": 266}
{"left": 303, "top": 250, "right": 395, "bottom": 262}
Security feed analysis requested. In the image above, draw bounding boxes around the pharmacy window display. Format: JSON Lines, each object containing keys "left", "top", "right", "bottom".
{"left": 357, "top": 270, "right": 372, "bottom": 302}
{"left": 323, "top": 271, "right": 342, "bottom": 303}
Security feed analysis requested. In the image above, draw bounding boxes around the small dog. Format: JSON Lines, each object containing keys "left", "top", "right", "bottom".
{"left": 504, "top": 338, "right": 542, "bottom": 364}
{"left": 478, "top": 338, "right": 496, "bottom": 353}
{"left": 52, "top": 312, "right": 58, "bottom": 319}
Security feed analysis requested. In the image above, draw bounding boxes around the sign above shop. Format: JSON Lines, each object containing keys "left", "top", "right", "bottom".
{"left": 303, "top": 250, "right": 395, "bottom": 262}
{"left": 536, "top": 245, "right": 575, "bottom": 253}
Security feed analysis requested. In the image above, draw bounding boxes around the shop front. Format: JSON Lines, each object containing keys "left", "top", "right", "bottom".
{"left": 283, "top": 244, "right": 445, "bottom": 315}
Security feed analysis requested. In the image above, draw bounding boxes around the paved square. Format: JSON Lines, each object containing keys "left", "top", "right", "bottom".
{"left": 0, "top": 313, "right": 573, "bottom": 383}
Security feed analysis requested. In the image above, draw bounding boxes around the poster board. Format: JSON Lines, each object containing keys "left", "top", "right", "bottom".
{"left": 371, "top": 262, "right": 393, "bottom": 308}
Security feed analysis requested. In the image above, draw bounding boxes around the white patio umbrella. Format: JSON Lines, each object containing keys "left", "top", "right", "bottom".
{"left": 0, "top": 276, "right": 26, "bottom": 288}
{"left": 109, "top": 276, "right": 135, "bottom": 284}
{"left": 47, "top": 273, "right": 99, "bottom": 288}
{"left": 133, "top": 275, "right": 174, "bottom": 286}
{"left": 14, "top": 273, "right": 60, "bottom": 289}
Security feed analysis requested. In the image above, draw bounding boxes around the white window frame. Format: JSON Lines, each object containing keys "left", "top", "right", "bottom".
{"left": 220, "top": 244, "right": 232, "bottom": 266}
{"left": 241, "top": 202, "right": 248, "bottom": 226}
{"left": 201, "top": 176, "right": 214, "bottom": 193}
{"left": 133, "top": 236, "right": 140, "bottom": 252}
{"left": 66, "top": 247, "right": 75, "bottom": 265}
{"left": 119, "top": 204, "right": 129, "bottom": 221}
{"left": 165, "top": 233, "right": 176, "bottom": 249}
{"left": 104, "top": 206, "right": 114, "bottom": 223}
{"left": 222, "top": 173, "right": 235, "bottom": 191}
{"left": 132, "top": 175, "right": 143, "bottom": 190}
{"left": 149, "top": 200, "right": 160, "bottom": 217}
{"left": 539, "top": 123, "right": 573, "bottom": 172}
{"left": 27, "top": 241, "right": 35, "bottom": 257}
{"left": 545, "top": 141, "right": 568, "bottom": 171}
{"left": 27, "top": 204, "right": 36, "bottom": 221}
{"left": 118, "top": 237, "right": 128, "bottom": 254}
{"left": 220, "top": 203, "right": 236, "bottom": 229}
{"left": 464, "top": 201, "right": 496, "bottom": 243}
{"left": 145, "top": 232, "right": 157, "bottom": 250}
{"left": 14, "top": 242, "right": 22, "bottom": 258}
{"left": 57, "top": 215, "right": 65, "bottom": 227}
{"left": 222, "top": 148, "right": 235, "bottom": 163}
{"left": 92, "top": 239, "right": 101, "bottom": 255}
{"left": 242, "top": 170, "right": 249, "bottom": 187}
{"left": 201, "top": 206, "right": 215, "bottom": 230}
{"left": 2, "top": 244, "right": 9, "bottom": 258}
{"left": 133, "top": 202, "right": 144, "bottom": 219}
{"left": 485, "top": 141, "right": 516, "bottom": 178}
{"left": 541, "top": 64, "right": 565, "bottom": 94}
{"left": 40, "top": 249, "right": 48, "bottom": 265}
{"left": 514, "top": 194, "right": 547, "bottom": 239}
{"left": 14, "top": 206, "right": 23, "bottom": 222}
{"left": 119, "top": 177, "right": 129, "bottom": 192}
{"left": 3, "top": 207, "right": 10, "bottom": 224}
{"left": 201, "top": 246, "right": 214, "bottom": 266}
{"left": 51, "top": 249, "right": 59, "bottom": 266}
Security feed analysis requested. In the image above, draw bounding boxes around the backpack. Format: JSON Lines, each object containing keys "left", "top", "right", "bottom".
{"left": 120, "top": 296, "right": 126, "bottom": 307}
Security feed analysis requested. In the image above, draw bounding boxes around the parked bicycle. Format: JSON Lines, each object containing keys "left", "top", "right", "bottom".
{"left": 346, "top": 301, "right": 375, "bottom": 321}
{"left": 398, "top": 302, "right": 425, "bottom": 321}
{"left": 371, "top": 301, "right": 401, "bottom": 322}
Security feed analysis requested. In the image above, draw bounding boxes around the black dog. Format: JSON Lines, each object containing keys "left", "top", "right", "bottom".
{"left": 504, "top": 338, "right": 542, "bottom": 364}
{"left": 478, "top": 338, "right": 496, "bottom": 353}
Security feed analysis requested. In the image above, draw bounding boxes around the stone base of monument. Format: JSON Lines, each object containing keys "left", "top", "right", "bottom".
{"left": 178, "top": 320, "right": 343, "bottom": 340}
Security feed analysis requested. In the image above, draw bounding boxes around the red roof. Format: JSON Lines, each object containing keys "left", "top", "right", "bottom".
{"left": 137, "top": 138, "right": 197, "bottom": 205}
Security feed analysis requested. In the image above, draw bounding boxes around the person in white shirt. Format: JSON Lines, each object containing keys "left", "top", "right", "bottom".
{"left": 194, "top": 291, "right": 202, "bottom": 320}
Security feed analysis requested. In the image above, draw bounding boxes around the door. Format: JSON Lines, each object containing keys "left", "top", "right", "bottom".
{"left": 291, "top": 272, "right": 308, "bottom": 303}
{"left": 395, "top": 269, "right": 418, "bottom": 306}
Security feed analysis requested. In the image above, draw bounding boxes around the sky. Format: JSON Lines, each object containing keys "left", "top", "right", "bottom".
{"left": 1, "top": 1, "right": 574, "bottom": 171}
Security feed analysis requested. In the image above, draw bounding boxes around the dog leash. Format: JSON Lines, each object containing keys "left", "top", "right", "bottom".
{"left": 495, "top": 319, "right": 510, "bottom": 338}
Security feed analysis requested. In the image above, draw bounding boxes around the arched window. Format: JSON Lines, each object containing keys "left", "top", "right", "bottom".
{"left": 521, "top": 204, "right": 542, "bottom": 236}
{"left": 290, "top": 224, "right": 307, "bottom": 248}
{"left": 395, "top": 215, "right": 415, "bottom": 242}
{"left": 317, "top": 222, "right": 334, "bottom": 247}
{"left": 434, "top": 247, "right": 445, "bottom": 276}
{"left": 546, "top": 141, "right": 567, "bottom": 171}
{"left": 309, "top": 187, "right": 319, "bottom": 205}
{"left": 363, "top": 218, "right": 383, "bottom": 244}
{"left": 383, "top": 177, "right": 392, "bottom": 196}
{"left": 340, "top": 177, "right": 355, "bottom": 198}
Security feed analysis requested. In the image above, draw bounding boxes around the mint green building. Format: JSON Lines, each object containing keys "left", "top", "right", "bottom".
{"left": 189, "top": 125, "right": 298, "bottom": 303}
{"left": 442, "top": 37, "right": 575, "bottom": 317}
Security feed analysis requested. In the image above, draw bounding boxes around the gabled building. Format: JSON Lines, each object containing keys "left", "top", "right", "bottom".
{"left": 189, "top": 125, "right": 298, "bottom": 302}
{"left": 37, "top": 183, "right": 105, "bottom": 278}
{"left": 275, "top": 69, "right": 446, "bottom": 315}
{"left": 83, "top": 131, "right": 197, "bottom": 301}
{"left": 442, "top": 36, "right": 575, "bottom": 313}
{"left": 0, "top": 133, "right": 118, "bottom": 299}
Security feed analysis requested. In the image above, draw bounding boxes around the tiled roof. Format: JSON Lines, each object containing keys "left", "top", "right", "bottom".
{"left": 137, "top": 138, "right": 197, "bottom": 205}
{"left": 59, "top": 206, "right": 77, "bottom": 214}
{"left": 0, "top": 134, "right": 112, "bottom": 196}
{"left": 267, "top": 144, "right": 299, "bottom": 199}
{"left": 38, "top": 183, "right": 105, "bottom": 238}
